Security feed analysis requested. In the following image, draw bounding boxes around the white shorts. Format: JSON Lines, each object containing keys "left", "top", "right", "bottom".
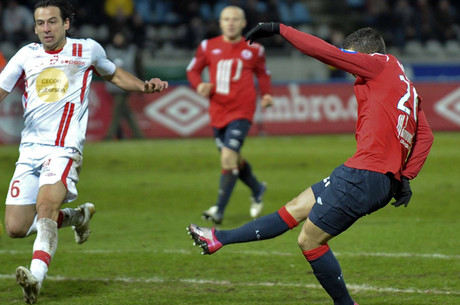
{"left": 5, "top": 143, "right": 83, "bottom": 206}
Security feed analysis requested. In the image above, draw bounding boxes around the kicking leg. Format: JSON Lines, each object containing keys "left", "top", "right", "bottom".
{"left": 189, "top": 187, "right": 316, "bottom": 254}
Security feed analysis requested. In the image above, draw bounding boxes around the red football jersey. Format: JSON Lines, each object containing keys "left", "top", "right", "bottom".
{"left": 280, "top": 25, "right": 433, "bottom": 180}
{"left": 187, "top": 35, "right": 271, "bottom": 128}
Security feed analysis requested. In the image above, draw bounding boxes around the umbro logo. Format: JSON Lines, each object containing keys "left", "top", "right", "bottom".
{"left": 144, "top": 86, "right": 209, "bottom": 136}
{"left": 435, "top": 87, "right": 460, "bottom": 126}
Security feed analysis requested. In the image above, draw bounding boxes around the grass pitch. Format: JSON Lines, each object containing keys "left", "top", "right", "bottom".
{"left": 0, "top": 133, "right": 459, "bottom": 305}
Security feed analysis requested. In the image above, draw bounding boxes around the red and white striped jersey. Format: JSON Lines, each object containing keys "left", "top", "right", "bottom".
{"left": 0, "top": 38, "right": 116, "bottom": 153}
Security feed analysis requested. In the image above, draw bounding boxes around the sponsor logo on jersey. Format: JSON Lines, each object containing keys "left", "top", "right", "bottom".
{"left": 241, "top": 49, "right": 252, "bottom": 60}
{"left": 61, "top": 59, "right": 86, "bottom": 66}
{"left": 212, "top": 48, "right": 222, "bottom": 55}
{"left": 50, "top": 55, "right": 59, "bottom": 65}
{"left": 36, "top": 68, "right": 69, "bottom": 103}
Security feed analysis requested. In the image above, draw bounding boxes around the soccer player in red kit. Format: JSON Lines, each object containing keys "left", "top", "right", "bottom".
{"left": 188, "top": 24, "right": 434, "bottom": 305}
{"left": 186, "top": 6, "right": 273, "bottom": 224}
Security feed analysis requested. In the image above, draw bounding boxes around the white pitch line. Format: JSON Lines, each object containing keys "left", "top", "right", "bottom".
{"left": 0, "top": 274, "right": 459, "bottom": 296}
{"left": 1, "top": 248, "right": 459, "bottom": 260}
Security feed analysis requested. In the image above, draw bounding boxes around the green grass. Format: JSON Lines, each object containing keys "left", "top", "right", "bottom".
{"left": 1, "top": 133, "right": 459, "bottom": 304}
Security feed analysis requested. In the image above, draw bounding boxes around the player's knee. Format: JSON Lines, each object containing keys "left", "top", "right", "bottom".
{"left": 220, "top": 155, "right": 237, "bottom": 169}
{"left": 297, "top": 229, "right": 322, "bottom": 251}
{"left": 297, "top": 233, "right": 310, "bottom": 251}
{"left": 5, "top": 223, "right": 28, "bottom": 238}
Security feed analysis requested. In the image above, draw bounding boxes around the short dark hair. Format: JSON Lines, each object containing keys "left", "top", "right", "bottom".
{"left": 34, "top": 0, "right": 75, "bottom": 34}
{"left": 342, "top": 27, "right": 386, "bottom": 54}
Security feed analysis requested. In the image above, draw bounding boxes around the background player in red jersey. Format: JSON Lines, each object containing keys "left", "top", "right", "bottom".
{"left": 188, "top": 24, "right": 434, "bottom": 305}
{"left": 186, "top": 6, "right": 273, "bottom": 224}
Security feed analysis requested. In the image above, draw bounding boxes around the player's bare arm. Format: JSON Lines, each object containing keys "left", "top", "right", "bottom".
{"left": 196, "top": 82, "right": 214, "bottom": 97}
{"left": 104, "top": 67, "right": 168, "bottom": 93}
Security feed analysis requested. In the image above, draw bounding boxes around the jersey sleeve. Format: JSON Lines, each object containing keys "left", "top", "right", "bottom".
{"left": 0, "top": 47, "right": 27, "bottom": 92}
{"left": 89, "top": 39, "right": 116, "bottom": 77}
{"left": 279, "top": 24, "right": 386, "bottom": 79}
{"left": 186, "top": 40, "right": 208, "bottom": 89}
{"left": 401, "top": 107, "right": 434, "bottom": 179}
{"left": 253, "top": 45, "right": 271, "bottom": 95}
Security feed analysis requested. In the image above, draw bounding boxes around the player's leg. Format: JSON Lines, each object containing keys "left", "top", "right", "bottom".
{"left": 202, "top": 122, "right": 240, "bottom": 224}
{"left": 215, "top": 120, "right": 255, "bottom": 221}
{"left": 5, "top": 205, "right": 37, "bottom": 238}
{"left": 298, "top": 220, "right": 356, "bottom": 305}
{"left": 188, "top": 186, "right": 316, "bottom": 254}
{"left": 238, "top": 158, "right": 267, "bottom": 218}
{"left": 298, "top": 165, "right": 395, "bottom": 305}
{"left": 5, "top": 163, "right": 40, "bottom": 238}
{"left": 14, "top": 181, "right": 66, "bottom": 305}
{"left": 15, "top": 151, "right": 94, "bottom": 304}
{"left": 202, "top": 146, "right": 239, "bottom": 224}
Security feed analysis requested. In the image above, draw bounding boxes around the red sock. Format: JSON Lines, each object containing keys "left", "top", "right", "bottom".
{"left": 277, "top": 206, "right": 298, "bottom": 229}
{"left": 32, "top": 250, "right": 52, "bottom": 266}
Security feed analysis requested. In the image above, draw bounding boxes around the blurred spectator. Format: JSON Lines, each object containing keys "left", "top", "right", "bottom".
{"left": 105, "top": 31, "right": 144, "bottom": 140}
{"left": 105, "top": 0, "right": 135, "bottom": 37}
{"left": 244, "top": 0, "right": 267, "bottom": 30}
{"left": 74, "top": 0, "right": 106, "bottom": 26}
{"left": 327, "top": 29, "right": 347, "bottom": 79}
{"left": 2, "top": 0, "right": 34, "bottom": 47}
{"left": 434, "top": 0, "right": 458, "bottom": 43}
{"left": 392, "top": 0, "right": 416, "bottom": 51}
{"left": 413, "top": 0, "right": 436, "bottom": 43}
{"left": 104, "top": 0, "right": 134, "bottom": 18}
{"left": 278, "top": 0, "right": 311, "bottom": 25}
{"left": 135, "top": 0, "right": 179, "bottom": 25}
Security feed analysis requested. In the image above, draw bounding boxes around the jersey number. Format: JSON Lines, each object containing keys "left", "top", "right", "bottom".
{"left": 10, "top": 180, "right": 20, "bottom": 198}
{"left": 397, "top": 74, "right": 418, "bottom": 122}
{"left": 216, "top": 59, "right": 243, "bottom": 95}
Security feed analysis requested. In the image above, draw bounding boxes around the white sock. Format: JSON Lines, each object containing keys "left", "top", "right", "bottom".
{"left": 30, "top": 218, "right": 58, "bottom": 283}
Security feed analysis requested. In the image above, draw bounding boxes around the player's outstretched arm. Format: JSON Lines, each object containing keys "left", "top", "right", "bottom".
{"left": 105, "top": 67, "right": 168, "bottom": 93}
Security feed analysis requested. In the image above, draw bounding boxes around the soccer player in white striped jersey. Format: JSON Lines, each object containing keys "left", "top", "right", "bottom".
{"left": 0, "top": 1, "right": 168, "bottom": 303}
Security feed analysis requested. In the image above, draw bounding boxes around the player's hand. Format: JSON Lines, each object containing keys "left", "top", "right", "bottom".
{"left": 261, "top": 94, "right": 273, "bottom": 108}
{"left": 197, "top": 83, "right": 214, "bottom": 97}
{"left": 244, "top": 22, "right": 280, "bottom": 44}
{"left": 144, "top": 78, "right": 169, "bottom": 93}
{"left": 392, "top": 176, "right": 412, "bottom": 207}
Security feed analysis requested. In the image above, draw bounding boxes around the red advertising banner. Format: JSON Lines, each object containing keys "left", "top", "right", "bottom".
{"left": 1, "top": 81, "right": 459, "bottom": 144}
